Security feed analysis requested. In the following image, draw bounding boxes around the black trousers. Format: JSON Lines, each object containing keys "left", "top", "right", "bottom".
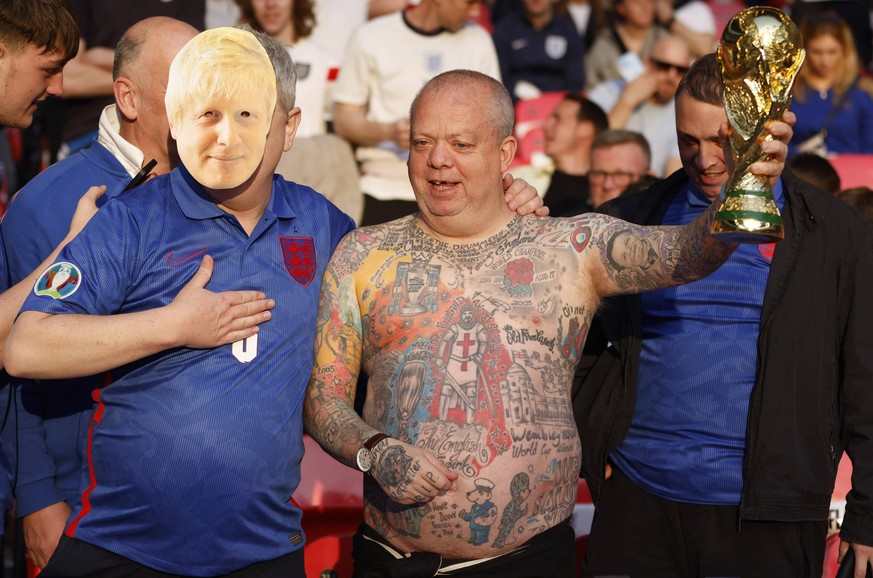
{"left": 582, "top": 467, "right": 828, "bottom": 578}
{"left": 352, "top": 517, "right": 577, "bottom": 577}
{"left": 39, "top": 535, "right": 305, "bottom": 578}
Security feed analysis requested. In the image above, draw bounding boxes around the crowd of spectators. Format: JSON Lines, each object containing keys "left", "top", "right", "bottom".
{"left": 7, "top": 0, "right": 872, "bottom": 229}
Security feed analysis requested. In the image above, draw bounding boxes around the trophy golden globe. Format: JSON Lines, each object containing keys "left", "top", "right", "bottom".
{"left": 713, "top": 7, "right": 805, "bottom": 242}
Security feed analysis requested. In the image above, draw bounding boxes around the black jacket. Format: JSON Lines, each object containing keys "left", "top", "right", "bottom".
{"left": 573, "top": 169, "right": 873, "bottom": 545}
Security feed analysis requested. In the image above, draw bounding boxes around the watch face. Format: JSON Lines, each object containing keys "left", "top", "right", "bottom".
{"left": 356, "top": 448, "right": 372, "bottom": 472}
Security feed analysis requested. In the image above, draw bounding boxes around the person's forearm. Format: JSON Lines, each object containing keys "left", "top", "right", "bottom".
{"left": 368, "top": 0, "right": 406, "bottom": 19}
{"left": 5, "top": 307, "right": 181, "bottom": 379}
{"left": 0, "top": 229, "right": 82, "bottom": 368}
{"left": 333, "top": 104, "right": 396, "bottom": 147}
{"left": 607, "top": 96, "right": 637, "bottom": 129}
{"left": 60, "top": 59, "right": 113, "bottom": 99}
{"left": 668, "top": 199, "right": 736, "bottom": 283}
{"left": 303, "top": 386, "right": 377, "bottom": 469}
{"left": 81, "top": 46, "right": 114, "bottom": 70}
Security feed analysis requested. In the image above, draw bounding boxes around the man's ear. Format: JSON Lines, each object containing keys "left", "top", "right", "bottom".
{"left": 577, "top": 119, "right": 595, "bottom": 141}
{"left": 499, "top": 136, "right": 517, "bottom": 173}
{"left": 114, "top": 77, "right": 137, "bottom": 121}
{"left": 282, "top": 107, "right": 302, "bottom": 153}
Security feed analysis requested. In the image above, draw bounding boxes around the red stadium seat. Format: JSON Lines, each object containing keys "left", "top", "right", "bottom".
{"left": 512, "top": 92, "right": 566, "bottom": 166}
{"left": 828, "top": 154, "right": 873, "bottom": 190}
{"left": 823, "top": 532, "right": 842, "bottom": 578}
{"left": 514, "top": 92, "right": 565, "bottom": 142}
{"left": 297, "top": 435, "right": 363, "bottom": 578}
{"left": 822, "top": 455, "right": 853, "bottom": 578}
{"left": 513, "top": 128, "right": 549, "bottom": 168}
{"left": 574, "top": 479, "right": 594, "bottom": 573}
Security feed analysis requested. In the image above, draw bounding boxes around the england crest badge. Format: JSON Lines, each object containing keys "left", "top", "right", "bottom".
{"left": 280, "top": 236, "right": 316, "bottom": 286}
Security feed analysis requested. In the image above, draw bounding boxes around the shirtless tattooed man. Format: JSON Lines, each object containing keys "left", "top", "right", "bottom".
{"left": 303, "top": 69, "right": 791, "bottom": 577}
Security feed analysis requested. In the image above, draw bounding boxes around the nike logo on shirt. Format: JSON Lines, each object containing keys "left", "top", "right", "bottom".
{"left": 165, "top": 249, "right": 208, "bottom": 268}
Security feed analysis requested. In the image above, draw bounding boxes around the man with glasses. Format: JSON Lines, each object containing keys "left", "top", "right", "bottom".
{"left": 588, "top": 34, "right": 691, "bottom": 177}
{"left": 514, "top": 93, "right": 608, "bottom": 216}
{"left": 588, "top": 129, "right": 653, "bottom": 209}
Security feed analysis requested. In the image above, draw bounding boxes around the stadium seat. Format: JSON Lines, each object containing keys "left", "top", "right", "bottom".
{"left": 298, "top": 435, "right": 363, "bottom": 578}
{"left": 828, "top": 154, "right": 873, "bottom": 190}
{"left": 514, "top": 128, "right": 549, "bottom": 168}
{"left": 514, "top": 92, "right": 565, "bottom": 142}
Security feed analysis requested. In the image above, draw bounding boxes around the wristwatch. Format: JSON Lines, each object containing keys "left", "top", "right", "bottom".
{"left": 356, "top": 432, "right": 391, "bottom": 473}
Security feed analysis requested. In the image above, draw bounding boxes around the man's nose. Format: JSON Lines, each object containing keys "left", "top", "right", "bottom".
{"left": 467, "top": 3, "right": 482, "bottom": 21}
{"left": 216, "top": 117, "right": 239, "bottom": 146}
{"left": 428, "top": 141, "right": 452, "bottom": 168}
{"left": 46, "top": 71, "right": 63, "bottom": 97}
{"left": 699, "top": 142, "right": 723, "bottom": 169}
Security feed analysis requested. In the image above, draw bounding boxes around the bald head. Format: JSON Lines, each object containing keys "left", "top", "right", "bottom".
{"left": 112, "top": 17, "right": 198, "bottom": 176}
{"left": 649, "top": 34, "right": 691, "bottom": 103}
{"left": 651, "top": 35, "right": 691, "bottom": 66}
{"left": 411, "top": 70, "right": 515, "bottom": 143}
{"left": 114, "top": 17, "right": 198, "bottom": 84}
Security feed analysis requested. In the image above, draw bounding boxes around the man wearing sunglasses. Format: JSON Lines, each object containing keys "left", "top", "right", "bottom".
{"left": 588, "top": 34, "right": 691, "bottom": 177}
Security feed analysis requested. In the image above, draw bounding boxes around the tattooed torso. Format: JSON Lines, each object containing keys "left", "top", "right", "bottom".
{"left": 330, "top": 214, "right": 598, "bottom": 557}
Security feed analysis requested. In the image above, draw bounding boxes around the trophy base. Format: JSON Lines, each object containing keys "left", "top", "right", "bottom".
{"left": 711, "top": 216, "right": 784, "bottom": 243}
{"left": 711, "top": 189, "right": 784, "bottom": 243}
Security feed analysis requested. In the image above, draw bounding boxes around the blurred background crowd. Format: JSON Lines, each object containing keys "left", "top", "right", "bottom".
{"left": 0, "top": 0, "right": 870, "bottom": 232}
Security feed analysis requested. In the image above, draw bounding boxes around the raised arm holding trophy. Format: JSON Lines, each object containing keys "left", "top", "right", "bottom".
{"left": 577, "top": 5, "right": 873, "bottom": 577}
{"left": 714, "top": 7, "right": 805, "bottom": 242}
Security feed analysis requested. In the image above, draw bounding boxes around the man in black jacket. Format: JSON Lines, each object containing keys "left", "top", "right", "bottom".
{"left": 576, "top": 53, "right": 873, "bottom": 577}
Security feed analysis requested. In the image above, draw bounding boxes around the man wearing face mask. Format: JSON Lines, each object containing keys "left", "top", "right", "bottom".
{"left": 4, "top": 27, "right": 345, "bottom": 577}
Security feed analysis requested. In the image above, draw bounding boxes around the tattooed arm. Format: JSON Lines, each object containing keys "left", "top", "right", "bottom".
{"left": 303, "top": 233, "right": 457, "bottom": 505}
{"left": 582, "top": 201, "right": 737, "bottom": 297}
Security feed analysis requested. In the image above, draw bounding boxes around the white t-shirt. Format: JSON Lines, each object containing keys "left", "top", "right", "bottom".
{"left": 333, "top": 11, "right": 501, "bottom": 200}
{"left": 311, "top": 0, "right": 369, "bottom": 61}
{"left": 205, "top": 0, "right": 240, "bottom": 29}
{"left": 288, "top": 39, "right": 339, "bottom": 138}
{"left": 567, "top": 3, "right": 592, "bottom": 37}
{"left": 587, "top": 79, "right": 680, "bottom": 177}
{"left": 676, "top": 0, "right": 716, "bottom": 35}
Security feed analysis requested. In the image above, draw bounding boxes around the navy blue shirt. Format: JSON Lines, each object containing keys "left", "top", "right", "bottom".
{"left": 612, "top": 180, "right": 784, "bottom": 504}
{"left": 790, "top": 84, "right": 873, "bottom": 156}
{"left": 2, "top": 141, "right": 130, "bottom": 518}
{"left": 0, "top": 234, "right": 12, "bottom": 533}
{"left": 492, "top": 12, "right": 585, "bottom": 99}
{"left": 20, "top": 166, "right": 355, "bottom": 574}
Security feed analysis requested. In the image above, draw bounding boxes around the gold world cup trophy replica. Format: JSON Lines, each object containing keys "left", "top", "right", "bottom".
{"left": 713, "top": 7, "right": 805, "bottom": 242}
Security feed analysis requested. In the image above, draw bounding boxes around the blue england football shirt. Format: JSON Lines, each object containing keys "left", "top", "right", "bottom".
{"left": 20, "top": 166, "right": 354, "bottom": 574}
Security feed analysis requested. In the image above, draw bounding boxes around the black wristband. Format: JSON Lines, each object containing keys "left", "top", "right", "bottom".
{"left": 364, "top": 432, "right": 391, "bottom": 451}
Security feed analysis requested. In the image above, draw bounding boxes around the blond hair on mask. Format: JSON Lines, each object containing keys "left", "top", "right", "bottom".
{"left": 165, "top": 27, "right": 277, "bottom": 130}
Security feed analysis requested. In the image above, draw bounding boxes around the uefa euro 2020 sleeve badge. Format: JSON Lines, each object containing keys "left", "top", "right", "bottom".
{"left": 34, "top": 262, "right": 82, "bottom": 299}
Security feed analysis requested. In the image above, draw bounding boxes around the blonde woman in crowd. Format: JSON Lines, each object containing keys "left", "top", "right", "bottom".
{"left": 790, "top": 14, "right": 873, "bottom": 157}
